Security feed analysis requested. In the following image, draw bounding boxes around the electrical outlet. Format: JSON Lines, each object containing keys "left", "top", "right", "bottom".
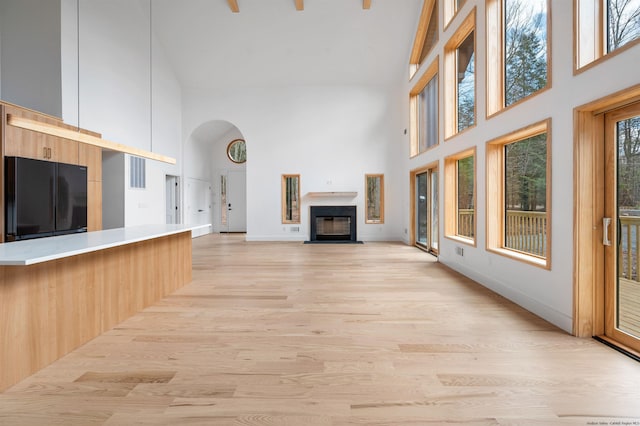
{"left": 456, "top": 246, "right": 464, "bottom": 256}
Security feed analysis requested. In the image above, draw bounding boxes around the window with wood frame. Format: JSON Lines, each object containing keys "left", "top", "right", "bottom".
{"left": 486, "top": 119, "right": 551, "bottom": 268}
{"left": 281, "top": 174, "right": 300, "bottom": 224}
{"left": 365, "top": 174, "right": 384, "bottom": 224}
{"left": 486, "top": 0, "right": 550, "bottom": 116}
{"left": 409, "top": 0, "right": 438, "bottom": 79}
{"left": 410, "top": 58, "right": 439, "bottom": 157}
{"left": 444, "top": 0, "right": 468, "bottom": 29}
{"left": 575, "top": 0, "right": 640, "bottom": 70}
{"left": 444, "top": 9, "right": 476, "bottom": 139}
{"left": 444, "top": 147, "right": 476, "bottom": 245}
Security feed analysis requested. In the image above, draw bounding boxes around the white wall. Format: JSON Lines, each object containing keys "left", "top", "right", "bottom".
{"left": 182, "top": 84, "right": 404, "bottom": 242}
{"left": 60, "top": 0, "right": 183, "bottom": 228}
{"left": 0, "top": 0, "right": 62, "bottom": 117}
{"left": 400, "top": 0, "right": 640, "bottom": 333}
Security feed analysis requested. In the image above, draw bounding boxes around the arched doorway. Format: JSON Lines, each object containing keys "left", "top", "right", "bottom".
{"left": 186, "top": 120, "right": 247, "bottom": 235}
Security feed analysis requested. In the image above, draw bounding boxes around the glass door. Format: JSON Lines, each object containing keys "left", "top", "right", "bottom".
{"left": 604, "top": 102, "right": 640, "bottom": 353}
{"left": 416, "top": 168, "right": 439, "bottom": 254}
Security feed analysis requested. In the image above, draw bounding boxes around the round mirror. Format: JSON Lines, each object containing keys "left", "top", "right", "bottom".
{"left": 227, "top": 139, "right": 246, "bottom": 164}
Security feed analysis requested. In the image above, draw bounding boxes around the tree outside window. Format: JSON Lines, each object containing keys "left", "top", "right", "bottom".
{"left": 608, "top": 0, "right": 640, "bottom": 52}
{"left": 457, "top": 155, "right": 475, "bottom": 238}
{"left": 504, "top": 0, "right": 548, "bottom": 107}
{"left": 457, "top": 32, "right": 475, "bottom": 132}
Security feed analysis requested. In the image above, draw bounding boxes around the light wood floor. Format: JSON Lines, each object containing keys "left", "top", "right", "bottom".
{"left": 1, "top": 234, "right": 640, "bottom": 425}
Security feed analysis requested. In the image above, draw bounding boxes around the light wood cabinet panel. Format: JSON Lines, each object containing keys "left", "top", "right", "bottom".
{"left": 79, "top": 143, "right": 102, "bottom": 182}
{"left": 4, "top": 126, "right": 79, "bottom": 164}
{"left": 87, "top": 181, "right": 103, "bottom": 232}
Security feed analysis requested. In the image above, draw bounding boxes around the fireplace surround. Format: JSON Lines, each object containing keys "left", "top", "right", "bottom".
{"left": 307, "top": 205, "right": 359, "bottom": 243}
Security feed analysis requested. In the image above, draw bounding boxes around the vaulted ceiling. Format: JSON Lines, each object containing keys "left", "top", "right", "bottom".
{"left": 151, "top": 0, "right": 423, "bottom": 89}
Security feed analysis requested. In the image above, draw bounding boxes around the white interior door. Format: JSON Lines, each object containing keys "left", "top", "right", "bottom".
{"left": 227, "top": 171, "right": 246, "bottom": 232}
{"left": 187, "top": 178, "right": 211, "bottom": 227}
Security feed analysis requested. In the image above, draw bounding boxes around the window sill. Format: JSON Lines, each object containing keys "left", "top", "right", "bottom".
{"left": 487, "top": 247, "right": 550, "bottom": 270}
{"left": 445, "top": 235, "right": 476, "bottom": 247}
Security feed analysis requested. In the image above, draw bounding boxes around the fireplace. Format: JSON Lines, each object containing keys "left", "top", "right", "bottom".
{"left": 308, "top": 205, "right": 358, "bottom": 243}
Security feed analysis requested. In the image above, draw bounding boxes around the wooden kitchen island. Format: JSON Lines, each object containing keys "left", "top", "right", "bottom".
{"left": 0, "top": 224, "right": 208, "bottom": 392}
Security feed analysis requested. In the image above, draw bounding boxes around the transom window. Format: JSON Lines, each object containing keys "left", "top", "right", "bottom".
{"left": 486, "top": 0, "right": 550, "bottom": 116}
{"left": 410, "top": 58, "right": 439, "bottom": 157}
{"left": 445, "top": 0, "right": 468, "bottom": 29}
{"left": 444, "top": 8, "right": 476, "bottom": 139}
{"left": 409, "top": 0, "right": 438, "bottom": 79}
{"left": 576, "top": 0, "right": 640, "bottom": 70}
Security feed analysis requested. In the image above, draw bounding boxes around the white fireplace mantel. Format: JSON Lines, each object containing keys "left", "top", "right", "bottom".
{"left": 306, "top": 191, "right": 358, "bottom": 198}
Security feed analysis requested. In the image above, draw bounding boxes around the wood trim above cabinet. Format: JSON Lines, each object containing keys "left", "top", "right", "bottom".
{"left": 7, "top": 115, "right": 176, "bottom": 164}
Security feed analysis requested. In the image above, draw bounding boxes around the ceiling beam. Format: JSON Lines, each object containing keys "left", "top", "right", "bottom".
{"left": 363, "top": 0, "right": 372, "bottom": 9}
{"left": 227, "top": 0, "right": 239, "bottom": 13}
{"left": 295, "top": 0, "right": 304, "bottom": 11}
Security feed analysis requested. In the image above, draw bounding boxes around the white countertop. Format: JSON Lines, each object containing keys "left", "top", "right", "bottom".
{"left": 0, "top": 224, "right": 211, "bottom": 266}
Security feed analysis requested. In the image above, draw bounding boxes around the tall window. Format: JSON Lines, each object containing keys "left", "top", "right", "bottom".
{"left": 445, "top": 0, "right": 468, "bottom": 28}
{"left": 456, "top": 155, "right": 475, "bottom": 238}
{"left": 410, "top": 58, "right": 439, "bottom": 157}
{"left": 486, "top": 0, "right": 550, "bottom": 116}
{"left": 365, "top": 174, "right": 384, "bottom": 224}
{"left": 576, "top": 0, "right": 640, "bottom": 70}
{"left": 457, "top": 32, "right": 475, "bottom": 132}
{"left": 486, "top": 120, "right": 551, "bottom": 268}
{"left": 281, "top": 175, "right": 300, "bottom": 224}
{"left": 419, "top": 76, "right": 439, "bottom": 151}
{"left": 504, "top": 0, "right": 548, "bottom": 106}
{"left": 444, "top": 148, "right": 476, "bottom": 245}
{"left": 608, "top": 0, "right": 640, "bottom": 52}
{"left": 409, "top": 0, "right": 438, "bottom": 78}
{"left": 445, "top": 9, "right": 476, "bottom": 139}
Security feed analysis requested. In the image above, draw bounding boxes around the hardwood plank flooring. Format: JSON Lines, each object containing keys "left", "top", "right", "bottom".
{"left": 1, "top": 234, "right": 640, "bottom": 425}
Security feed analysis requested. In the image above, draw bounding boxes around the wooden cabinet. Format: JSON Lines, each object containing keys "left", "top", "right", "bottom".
{"left": 4, "top": 128, "right": 79, "bottom": 164}
{"left": 79, "top": 143, "right": 102, "bottom": 182}
{"left": 1, "top": 101, "right": 103, "bottom": 234}
{"left": 87, "top": 181, "right": 103, "bottom": 232}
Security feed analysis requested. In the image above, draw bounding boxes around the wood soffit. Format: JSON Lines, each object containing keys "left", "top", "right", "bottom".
{"left": 228, "top": 0, "right": 374, "bottom": 12}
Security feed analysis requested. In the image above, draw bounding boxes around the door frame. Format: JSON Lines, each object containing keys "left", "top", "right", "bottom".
{"left": 574, "top": 83, "right": 640, "bottom": 342}
{"left": 410, "top": 161, "right": 439, "bottom": 253}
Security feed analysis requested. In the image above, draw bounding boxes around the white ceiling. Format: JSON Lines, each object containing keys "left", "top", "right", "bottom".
{"left": 151, "top": 0, "right": 423, "bottom": 90}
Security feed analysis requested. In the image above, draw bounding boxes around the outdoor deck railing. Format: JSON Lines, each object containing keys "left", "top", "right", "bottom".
{"left": 457, "top": 209, "right": 547, "bottom": 257}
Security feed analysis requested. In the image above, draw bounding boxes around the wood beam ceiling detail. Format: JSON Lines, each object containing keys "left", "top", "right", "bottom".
{"left": 228, "top": 1, "right": 373, "bottom": 13}
{"left": 227, "top": 0, "right": 239, "bottom": 13}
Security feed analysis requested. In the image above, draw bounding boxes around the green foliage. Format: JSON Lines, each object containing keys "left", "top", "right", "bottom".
{"left": 505, "top": 134, "right": 547, "bottom": 212}
{"left": 457, "top": 156, "right": 475, "bottom": 210}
